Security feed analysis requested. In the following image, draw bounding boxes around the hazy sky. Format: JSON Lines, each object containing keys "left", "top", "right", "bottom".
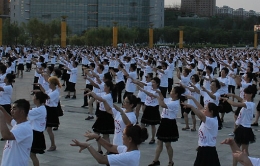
{"left": 165, "top": 0, "right": 260, "bottom": 12}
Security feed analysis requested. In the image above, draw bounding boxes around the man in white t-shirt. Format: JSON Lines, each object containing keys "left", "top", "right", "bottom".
{"left": 0, "top": 99, "right": 33, "bottom": 166}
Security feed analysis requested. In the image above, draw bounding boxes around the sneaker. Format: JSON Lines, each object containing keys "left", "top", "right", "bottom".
{"left": 85, "top": 116, "right": 94, "bottom": 120}
{"left": 65, "top": 95, "right": 70, "bottom": 99}
{"left": 251, "top": 123, "right": 259, "bottom": 126}
{"left": 228, "top": 132, "right": 234, "bottom": 136}
{"left": 148, "top": 161, "right": 160, "bottom": 166}
{"left": 81, "top": 105, "right": 88, "bottom": 108}
{"left": 71, "top": 95, "right": 76, "bottom": 99}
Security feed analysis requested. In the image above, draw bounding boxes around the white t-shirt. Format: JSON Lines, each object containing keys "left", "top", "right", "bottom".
{"left": 98, "top": 92, "right": 113, "bottom": 112}
{"left": 125, "top": 72, "right": 137, "bottom": 93}
{"left": 115, "top": 71, "right": 124, "bottom": 83}
{"left": 28, "top": 105, "right": 47, "bottom": 132}
{"left": 249, "top": 157, "right": 260, "bottom": 166}
{"left": 187, "top": 83, "right": 200, "bottom": 107}
{"left": 217, "top": 77, "right": 228, "bottom": 95}
{"left": 69, "top": 67, "right": 78, "bottom": 83}
{"left": 228, "top": 69, "right": 237, "bottom": 86}
{"left": 1, "top": 120, "right": 33, "bottom": 166}
{"left": 107, "top": 146, "right": 140, "bottom": 166}
{"left": 158, "top": 70, "right": 169, "bottom": 87}
{"left": 0, "top": 85, "right": 13, "bottom": 105}
{"left": 240, "top": 82, "right": 252, "bottom": 98}
{"left": 161, "top": 99, "right": 180, "bottom": 119}
{"left": 137, "top": 82, "right": 152, "bottom": 102}
{"left": 203, "top": 74, "right": 213, "bottom": 90}
{"left": 45, "top": 88, "right": 60, "bottom": 107}
{"left": 144, "top": 89, "right": 160, "bottom": 106}
{"left": 112, "top": 108, "right": 137, "bottom": 145}
{"left": 236, "top": 102, "right": 255, "bottom": 128}
{"left": 198, "top": 117, "right": 218, "bottom": 147}
{"left": 200, "top": 91, "right": 220, "bottom": 106}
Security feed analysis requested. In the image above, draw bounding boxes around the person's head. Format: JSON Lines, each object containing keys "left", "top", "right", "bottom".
{"left": 151, "top": 77, "right": 160, "bottom": 89}
{"left": 104, "top": 80, "right": 114, "bottom": 93}
{"left": 123, "top": 94, "right": 138, "bottom": 109}
{"left": 206, "top": 66, "right": 213, "bottom": 74}
{"left": 73, "top": 61, "right": 78, "bottom": 68}
{"left": 170, "top": 86, "right": 185, "bottom": 100}
{"left": 6, "top": 61, "right": 11, "bottom": 68}
{"left": 244, "top": 72, "right": 253, "bottom": 83}
{"left": 48, "top": 76, "right": 61, "bottom": 89}
{"left": 47, "top": 66, "right": 54, "bottom": 75}
{"left": 11, "top": 99, "right": 30, "bottom": 120}
{"left": 130, "top": 64, "right": 137, "bottom": 72}
{"left": 232, "top": 62, "right": 237, "bottom": 69}
{"left": 243, "top": 85, "right": 257, "bottom": 101}
{"left": 221, "top": 67, "right": 229, "bottom": 78}
{"left": 190, "top": 74, "right": 200, "bottom": 83}
{"left": 103, "top": 72, "right": 112, "bottom": 82}
{"left": 41, "top": 63, "right": 47, "bottom": 69}
{"left": 53, "top": 68, "right": 62, "bottom": 78}
{"left": 183, "top": 68, "right": 191, "bottom": 77}
{"left": 161, "top": 62, "right": 168, "bottom": 70}
{"left": 210, "top": 79, "right": 221, "bottom": 92}
{"left": 118, "top": 63, "right": 124, "bottom": 69}
{"left": 246, "top": 66, "right": 253, "bottom": 73}
{"left": 0, "top": 64, "right": 7, "bottom": 74}
{"left": 145, "top": 73, "right": 153, "bottom": 82}
{"left": 4, "top": 73, "right": 15, "bottom": 84}
{"left": 204, "top": 102, "right": 219, "bottom": 118}
{"left": 89, "top": 63, "right": 95, "bottom": 70}
{"left": 97, "top": 64, "right": 104, "bottom": 73}
{"left": 34, "top": 91, "right": 49, "bottom": 105}
{"left": 123, "top": 125, "right": 148, "bottom": 146}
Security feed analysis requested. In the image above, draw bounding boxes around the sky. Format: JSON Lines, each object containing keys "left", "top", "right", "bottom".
{"left": 165, "top": 0, "right": 260, "bottom": 12}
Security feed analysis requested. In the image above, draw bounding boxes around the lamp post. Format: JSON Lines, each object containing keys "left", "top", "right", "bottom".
{"left": 61, "top": 16, "right": 67, "bottom": 48}
{"left": 113, "top": 22, "right": 118, "bottom": 48}
{"left": 149, "top": 23, "right": 154, "bottom": 48}
{"left": 179, "top": 26, "right": 184, "bottom": 49}
{"left": 254, "top": 32, "right": 258, "bottom": 49}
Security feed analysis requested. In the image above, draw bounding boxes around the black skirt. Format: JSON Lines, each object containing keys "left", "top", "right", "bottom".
{"left": 31, "top": 130, "right": 46, "bottom": 154}
{"left": 45, "top": 106, "right": 59, "bottom": 127}
{"left": 219, "top": 95, "right": 233, "bottom": 113}
{"left": 17, "top": 64, "right": 24, "bottom": 70}
{"left": 234, "top": 125, "right": 255, "bottom": 145}
{"left": 141, "top": 105, "right": 161, "bottom": 125}
{"left": 156, "top": 118, "right": 179, "bottom": 142}
{"left": 92, "top": 110, "right": 115, "bottom": 134}
{"left": 194, "top": 146, "right": 220, "bottom": 166}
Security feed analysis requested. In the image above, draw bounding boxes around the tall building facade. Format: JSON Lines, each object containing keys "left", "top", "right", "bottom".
{"left": 0, "top": 0, "right": 10, "bottom": 16}
{"left": 10, "top": 0, "right": 164, "bottom": 34}
{"left": 181, "top": 0, "right": 216, "bottom": 17}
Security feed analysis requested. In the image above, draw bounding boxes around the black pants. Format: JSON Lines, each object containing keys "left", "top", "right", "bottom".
{"left": 83, "top": 84, "right": 93, "bottom": 106}
{"left": 33, "top": 76, "right": 40, "bottom": 90}
{"left": 113, "top": 81, "right": 125, "bottom": 103}
{"left": 159, "top": 86, "right": 167, "bottom": 98}
{"left": 168, "top": 78, "right": 173, "bottom": 93}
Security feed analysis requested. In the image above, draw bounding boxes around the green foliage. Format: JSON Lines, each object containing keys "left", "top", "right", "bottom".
{"left": 1, "top": 16, "right": 260, "bottom": 47}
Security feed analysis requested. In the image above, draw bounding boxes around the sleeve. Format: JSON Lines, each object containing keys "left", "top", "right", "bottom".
{"left": 126, "top": 113, "right": 137, "bottom": 124}
{"left": 248, "top": 157, "right": 260, "bottom": 166}
{"left": 11, "top": 123, "right": 31, "bottom": 143}
{"left": 204, "top": 117, "right": 214, "bottom": 129}
{"left": 48, "top": 91, "right": 59, "bottom": 102}
{"left": 245, "top": 102, "right": 253, "bottom": 110}
{"left": 28, "top": 108, "right": 41, "bottom": 121}
{"left": 107, "top": 146, "right": 127, "bottom": 165}
{"left": 165, "top": 100, "right": 177, "bottom": 112}
{"left": 112, "top": 108, "right": 119, "bottom": 116}
{"left": 3, "top": 86, "right": 11, "bottom": 93}
{"left": 214, "top": 92, "right": 220, "bottom": 101}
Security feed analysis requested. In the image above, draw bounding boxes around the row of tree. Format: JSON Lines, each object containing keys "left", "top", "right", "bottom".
{"left": 1, "top": 17, "right": 259, "bottom": 47}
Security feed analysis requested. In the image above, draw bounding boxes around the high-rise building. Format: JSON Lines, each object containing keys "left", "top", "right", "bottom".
{"left": 216, "top": 6, "right": 234, "bottom": 18}
{"left": 0, "top": 0, "right": 10, "bottom": 16}
{"left": 181, "top": 0, "right": 216, "bottom": 17}
{"left": 10, "top": 0, "right": 164, "bottom": 34}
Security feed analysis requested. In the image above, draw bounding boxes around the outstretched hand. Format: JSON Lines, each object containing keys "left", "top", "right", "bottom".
{"left": 84, "top": 131, "right": 99, "bottom": 141}
{"left": 70, "top": 139, "right": 89, "bottom": 153}
{"left": 221, "top": 138, "right": 235, "bottom": 145}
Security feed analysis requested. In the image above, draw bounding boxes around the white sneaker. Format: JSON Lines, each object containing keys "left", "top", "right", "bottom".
{"left": 228, "top": 132, "right": 234, "bottom": 136}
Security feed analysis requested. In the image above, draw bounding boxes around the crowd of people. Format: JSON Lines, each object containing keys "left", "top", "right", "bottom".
{"left": 0, "top": 45, "right": 260, "bottom": 166}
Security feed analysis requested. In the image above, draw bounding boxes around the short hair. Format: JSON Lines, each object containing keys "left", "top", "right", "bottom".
{"left": 152, "top": 77, "right": 160, "bottom": 86}
{"left": 35, "top": 91, "right": 50, "bottom": 104}
{"left": 13, "top": 99, "right": 30, "bottom": 116}
{"left": 221, "top": 67, "right": 229, "bottom": 75}
{"left": 211, "top": 79, "right": 221, "bottom": 89}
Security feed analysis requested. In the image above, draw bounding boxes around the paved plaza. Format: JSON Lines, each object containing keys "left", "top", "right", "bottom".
{"left": 0, "top": 65, "right": 260, "bottom": 166}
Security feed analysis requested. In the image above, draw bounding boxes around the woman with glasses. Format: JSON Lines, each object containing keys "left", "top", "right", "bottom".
{"left": 181, "top": 74, "right": 200, "bottom": 131}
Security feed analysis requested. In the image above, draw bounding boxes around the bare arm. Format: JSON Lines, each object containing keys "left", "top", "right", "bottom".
{"left": 0, "top": 108, "right": 15, "bottom": 140}
{"left": 113, "top": 105, "right": 131, "bottom": 125}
